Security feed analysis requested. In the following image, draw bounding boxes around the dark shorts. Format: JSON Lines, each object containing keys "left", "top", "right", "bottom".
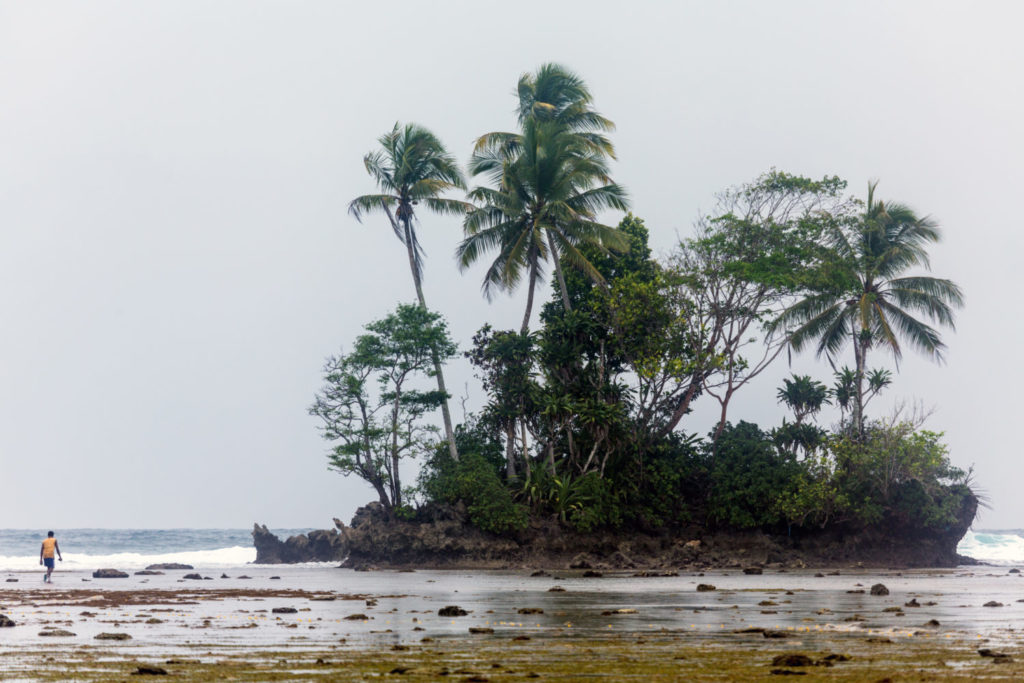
{"left": 43, "top": 557, "right": 54, "bottom": 569}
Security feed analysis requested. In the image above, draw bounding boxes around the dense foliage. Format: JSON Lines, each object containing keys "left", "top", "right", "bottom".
{"left": 327, "top": 64, "right": 973, "bottom": 541}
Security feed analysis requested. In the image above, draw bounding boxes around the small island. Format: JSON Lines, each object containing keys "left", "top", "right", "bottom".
{"left": 260, "top": 64, "right": 976, "bottom": 571}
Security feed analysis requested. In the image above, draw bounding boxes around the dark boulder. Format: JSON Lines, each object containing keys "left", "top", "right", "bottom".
{"left": 252, "top": 520, "right": 347, "bottom": 564}
{"left": 146, "top": 563, "right": 193, "bottom": 570}
{"left": 92, "top": 569, "right": 129, "bottom": 579}
{"left": 0, "top": 614, "right": 14, "bottom": 627}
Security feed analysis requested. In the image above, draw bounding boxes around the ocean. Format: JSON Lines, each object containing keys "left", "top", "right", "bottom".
{"left": 0, "top": 527, "right": 1019, "bottom": 572}
{"left": 0, "top": 528, "right": 313, "bottom": 571}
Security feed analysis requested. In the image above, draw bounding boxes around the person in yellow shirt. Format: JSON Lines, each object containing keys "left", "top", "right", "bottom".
{"left": 39, "top": 531, "right": 62, "bottom": 583}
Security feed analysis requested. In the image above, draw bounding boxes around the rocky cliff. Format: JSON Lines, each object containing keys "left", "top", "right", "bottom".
{"left": 255, "top": 489, "right": 977, "bottom": 569}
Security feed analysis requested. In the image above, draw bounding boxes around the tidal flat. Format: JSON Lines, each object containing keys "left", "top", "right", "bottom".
{"left": 1, "top": 565, "right": 1022, "bottom": 680}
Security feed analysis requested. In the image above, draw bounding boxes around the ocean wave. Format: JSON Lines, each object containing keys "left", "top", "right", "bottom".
{"left": 958, "top": 530, "right": 1024, "bottom": 565}
{"left": 0, "top": 545, "right": 257, "bottom": 572}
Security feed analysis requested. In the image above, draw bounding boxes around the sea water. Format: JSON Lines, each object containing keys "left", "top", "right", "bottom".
{"left": 0, "top": 527, "right": 1019, "bottom": 572}
{"left": 0, "top": 528, "right": 312, "bottom": 571}
{"left": 958, "top": 529, "right": 1024, "bottom": 564}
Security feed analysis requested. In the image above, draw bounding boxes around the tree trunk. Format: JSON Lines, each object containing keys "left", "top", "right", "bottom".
{"left": 547, "top": 231, "right": 572, "bottom": 312}
{"left": 520, "top": 258, "right": 538, "bottom": 335}
{"left": 853, "top": 336, "right": 866, "bottom": 439}
{"left": 505, "top": 424, "right": 517, "bottom": 481}
{"left": 403, "top": 217, "right": 459, "bottom": 462}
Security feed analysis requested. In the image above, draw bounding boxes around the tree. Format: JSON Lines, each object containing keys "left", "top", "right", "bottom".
{"left": 772, "top": 182, "right": 964, "bottom": 436}
{"left": 309, "top": 305, "right": 457, "bottom": 512}
{"left": 669, "top": 171, "right": 855, "bottom": 441}
{"left": 349, "top": 122, "right": 469, "bottom": 461}
{"left": 776, "top": 374, "right": 831, "bottom": 425}
{"left": 457, "top": 64, "right": 629, "bottom": 334}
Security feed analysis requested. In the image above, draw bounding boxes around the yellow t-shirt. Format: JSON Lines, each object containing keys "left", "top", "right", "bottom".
{"left": 41, "top": 538, "right": 57, "bottom": 558}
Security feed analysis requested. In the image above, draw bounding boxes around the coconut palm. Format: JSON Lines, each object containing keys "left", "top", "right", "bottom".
{"left": 772, "top": 182, "right": 964, "bottom": 436}
{"left": 349, "top": 122, "right": 470, "bottom": 461}
{"left": 458, "top": 65, "right": 629, "bottom": 333}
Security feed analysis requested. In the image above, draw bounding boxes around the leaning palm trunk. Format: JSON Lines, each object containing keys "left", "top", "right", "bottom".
{"left": 403, "top": 218, "right": 459, "bottom": 462}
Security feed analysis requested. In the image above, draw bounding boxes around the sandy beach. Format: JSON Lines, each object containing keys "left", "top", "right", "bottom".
{"left": 1, "top": 564, "right": 1022, "bottom": 680}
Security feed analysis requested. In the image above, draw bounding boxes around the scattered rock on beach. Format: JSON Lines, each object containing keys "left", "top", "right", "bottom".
{"left": 983, "top": 601, "right": 1004, "bottom": 607}
{"left": 743, "top": 567, "right": 763, "bottom": 575}
{"left": 696, "top": 584, "right": 716, "bottom": 592}
{"left": 530, "top": 570, "right": 549, "bottom": 577}
{"left": 343, "top": 613, "right": 369, "bottom": 620}
{"left": 904, "top": 598, "right": 920, "bottom": 607}
{"left": 979, "top": 648, "right": 1012, "bottom": 662}
{"left": 5, "top": 578, "right": 17, "bottom": 583}
{"left": 771, "top": 654, "right": 814, "bottom": 667}
{"left": 0, "top": 614, "right": 15, "bottom": 627}
{"left": 547, "top": 586, "right": 566, "bottom": 592}
{"left": 95, "top": 632, "right": 131, "bottom": 640}
{"left": 923, "top": 619, "right": 941, "bottom": 627}
{"left": 469, "top": 627, "right": 494, "bottom": 634}
{"left": 518, "top": 608, "right": 543, "bottom": 614}
{"left": 762, "top": 630, "right": 795, "bottom": 639}
{"left": 582, "top": 570, "right": 603, "bottom": 577}
{"left": 272, "top": 607, "right": 298, "bottom": 614}
{"left": 769, "top": 669, "right": 807, "bottom": 676}
{"left": 1009, "top": 568, "right": 1020, "bottom": 574}
{"left": 870, "top": 583, "right": 889, "bottom": 596}
{"left": 39, "top": 629, "right": 76, "bottom": 637}
{"left": 146, "top": 563, "right": 192, "bottom": 570}
{"left": 438, "top": 606, "right": 468, "bottom": 617}
{"left": 92, "top": 569, "right": 129, "bottom": 579}
{"left": 132, "top": 665, "right": 168, "bottom": 675}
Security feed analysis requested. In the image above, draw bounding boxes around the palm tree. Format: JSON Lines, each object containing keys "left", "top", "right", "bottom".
{"left": 457, "top": 65, "right": 629, "bottom": 334}
{"left": 349, "top": 122, "right": 470, "bottom": 461}
{"left": 776, "top": 374, "right": 830, "bottom": 425}
{"left": 772, "top": 182, "right": 964, "bottom": 436}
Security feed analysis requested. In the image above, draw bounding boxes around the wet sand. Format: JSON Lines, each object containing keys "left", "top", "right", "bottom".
{"left": 1, "top": 565, "right": 1022, "bottom": 680}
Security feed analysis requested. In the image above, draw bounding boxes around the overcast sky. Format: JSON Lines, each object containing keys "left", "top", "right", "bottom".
{"left": 1, "top": 1, "right": 1021, "bottom": 529}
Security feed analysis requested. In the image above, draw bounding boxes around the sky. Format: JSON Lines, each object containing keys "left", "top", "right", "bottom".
{"left": 0, "top": 1, "right": 1021, "bottom": 529}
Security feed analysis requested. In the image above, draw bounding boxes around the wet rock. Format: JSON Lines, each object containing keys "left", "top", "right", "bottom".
{"left": 758, "top": 600, "right": 777, "bottom": 606}
{"left": 146, "top": 563, "right": 192, "bottom": 570}
{"left": 923, "top": 619, "right": 941, "bottom": 627}
{"left": 979, "top": 648, "right": 1012, "bottom": 661}
{"left": 865, "top": 637, "right": 892, "bottom": 644}
{"left": 904, "top": 598, "right": 920, "bottom": 607}
{"left": 252, "top": 520, "right": 347, "bottom": 564}
{"left": 870, "top": 583, "right": 889, "bottom": 596}
{"left": 182, "top": 573, "right": 203, "bottom": 580}
{"left": 146, "top": 618, "right": 164, "bottom": 624}
{"left": 438, "top": 606, "right": 468, "bottom": 617}
{"left": 743, "top": 567, "right": 763, "bottom": 575}
{"left": 983, "top": 601, "right": 1003, "bottom": 607}
{"left": 310, "top": 595, "right": 336, "bottom": 601}
{"left": 237, "top": 575, "right": 252, "bottom": 579}
{"left": 132, "top": 666, "right": 168, "bottom": 675}
{"left": 696, "top": 584, "right": 716, "bottom": 592}
{"left": 882, "top": 607, "right": 903, "bottom": 613}
{"left": 582, "top": 570, "right": 603, "bottom": 578}
{"left": 343, "top": 613, "right": 368, "bottom": 620}
{"left": 469, "top": 627, "right": 494, "bottom": 634}
{"left": 95, "top": 632, "right": 131, "bottom": 640}
{"left": 813, "top": 573, "right": 825, "bottom": 578}
{"left": 762, "top": 630, "right": 795, "bottom": 639}
{"left": 517, "top": 608, "right": 543, "bottom": 614}
{"left": 272, "top": 607, "right": 298, "bottom": 614}
{"left": 92, "top": 569, "right": 128, "bottom": 579}
{"left": 771, "top": 654, "right": 814, "bottom": 667}
{"left": 547, "top": 586, "right": 566, "bottom": 593}
{"left": 530, "top": 570, "right": 549, "bottom": 577}
{"left": 0, "top": 614, "right": 14, "bottom": 627}
{"left": 269, "top": 576, "right": 281, "bottom": 580}
{"left": 134, "top": 570, "right": 164, "bottom": 576}
{"left": 1007, "top": 568, "right": 1019, "bottom": 573}
{"left": 220, "top": 573, "right": 230, "bottom": 579}
{"left": 601, "top": 608, "right": 638, "bottom": 615}
{"left": 569, "top": 554, "right": 593, "bottom": 569}
{"left": 820, "top": 654, "right": 851, "bottom": 662}
{"left": 847, "top": 589, "right": 865, "bottom": 594}
{"left": 39, "top": 629, "right": 76, "bottom": 637}
{"left": 4, "top": 578, "right": 16, "bottom": 583}
{"left": 770, "top": 670, "right": 807, "bottom": 676}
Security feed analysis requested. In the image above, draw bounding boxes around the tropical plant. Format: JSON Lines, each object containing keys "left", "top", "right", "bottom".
{"left": 349, "top": 122, "right": 470, "bottom": 460}
{"left": 776, "top": 374, "right": 831, "bottom": 425}
{"left": 309, "top": 304, "right": 457, "bottom": 512}
{"left": 772, "top": 182, "right": 964, "bottom": 436}
{"left": 457, "top": 64, "right": 629, "bottom": 334}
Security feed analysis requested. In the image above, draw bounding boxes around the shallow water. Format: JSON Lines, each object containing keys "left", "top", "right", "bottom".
{"left": 1, "top": 565, "right": 1022, "bottom": 658}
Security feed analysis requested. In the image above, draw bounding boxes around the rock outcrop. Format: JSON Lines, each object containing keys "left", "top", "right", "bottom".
{"left": 252, "top": 520, "right": 347, "bottom": 564}
{"left": 255, "top": 488, "right": 977, "bottom": 569}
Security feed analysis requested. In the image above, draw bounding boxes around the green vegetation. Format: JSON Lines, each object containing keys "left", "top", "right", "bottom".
{"left": 326, "top": 63, "right": 973, "bottom": 542}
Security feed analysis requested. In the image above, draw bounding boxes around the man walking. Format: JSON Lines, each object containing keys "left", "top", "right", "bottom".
{"left": 39, "top": 531, "right": 62, "bottom": 583}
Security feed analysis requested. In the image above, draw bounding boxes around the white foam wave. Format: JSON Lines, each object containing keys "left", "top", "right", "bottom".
{"left": 0, "top": 546, "right": 256, "bottom": 572}
{"left": 958, "top": 530, "right": 1024, "bottom": 565}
